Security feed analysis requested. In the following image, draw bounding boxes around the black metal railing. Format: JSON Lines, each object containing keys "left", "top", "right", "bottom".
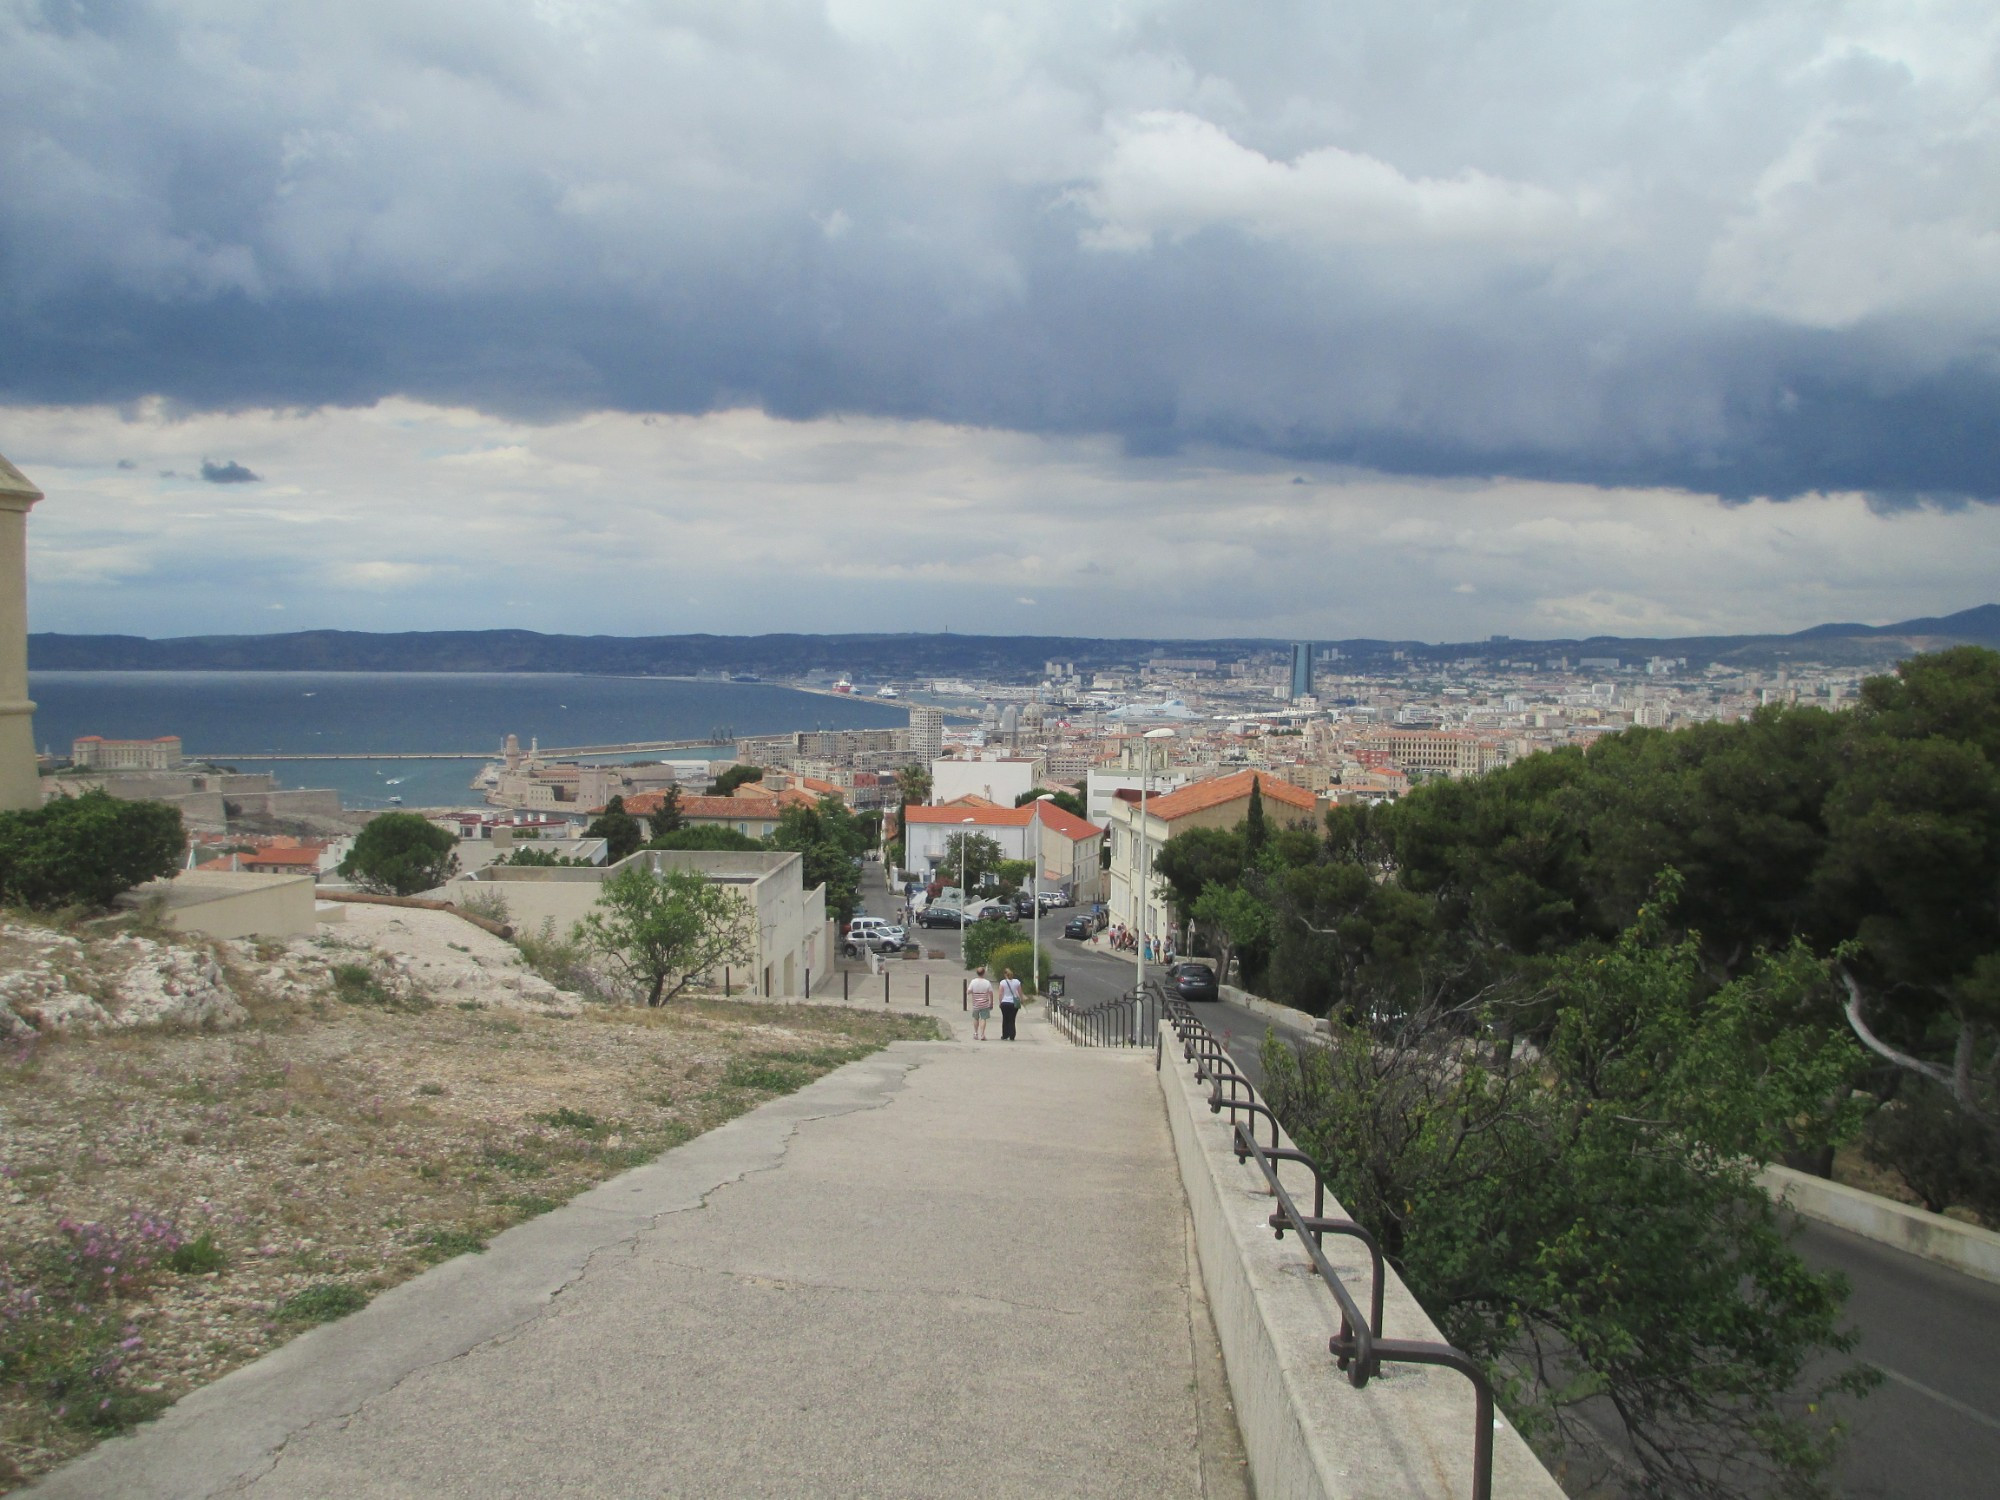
{"left": 1047, "top": 981, "right": 1162, "bottom": 1046}
{"left": 1161, "top": 994, "right": 1496, "bottom": 1500}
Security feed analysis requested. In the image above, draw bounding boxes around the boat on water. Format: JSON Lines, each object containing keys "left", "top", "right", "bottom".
{"left": 876, "top": 685, "right": 900, "bottom": 699}
{"left": 388, "top": 795, "right": 403, "bottom": 805}
{"left": 832, "top": 676, "right": 854, "bottom": 695}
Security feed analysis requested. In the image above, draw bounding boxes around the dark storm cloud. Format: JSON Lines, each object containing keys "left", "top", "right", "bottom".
{"left": 199, "top": 459, "right": 261, "bottom": 484}
{"left": 3, "top": 1, "right": 1996, "bottom": 504}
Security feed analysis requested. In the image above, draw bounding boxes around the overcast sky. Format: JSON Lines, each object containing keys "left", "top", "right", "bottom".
{"left": 4, "top": 1, "right": 1996, "bottom": 642}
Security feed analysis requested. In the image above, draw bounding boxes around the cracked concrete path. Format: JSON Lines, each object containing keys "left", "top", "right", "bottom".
{"left": 34, "top": 1017, "right": 1235, "bottom": 1499}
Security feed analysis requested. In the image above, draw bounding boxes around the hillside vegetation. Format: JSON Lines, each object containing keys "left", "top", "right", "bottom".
{"left": 1163, "top": 647, "right": 2000, "bottom": 1497}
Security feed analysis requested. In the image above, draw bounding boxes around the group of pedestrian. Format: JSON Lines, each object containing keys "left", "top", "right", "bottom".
{"left": 1105, "top": 925, "right": 1175, "bottom": 966}
{"left": 966, "top": 964, "right": 1023, "bottom": 1041}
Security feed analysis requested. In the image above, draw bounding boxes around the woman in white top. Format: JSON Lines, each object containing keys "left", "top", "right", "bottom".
{"left": 967, "top": 966, "right": 995, "bottom": 1040}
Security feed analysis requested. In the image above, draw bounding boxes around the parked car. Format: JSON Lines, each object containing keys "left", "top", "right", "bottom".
{"left": 1063, "top": 914, "right": 1095, "bottom": 940}
{"left": 965, "top": 898, "right": 1016, "bottom": 923}
{"left": 842, "top": 917, "right": 906, "bottom": 956}
{"left": 917, "top": 904, "right": 964, "bottom": 929}
{"left": 1170, "top": 962, "right": 1220, "bottom": 1002}
{"left": 1038, "top": 891, "right": 1069, "bottom": 910}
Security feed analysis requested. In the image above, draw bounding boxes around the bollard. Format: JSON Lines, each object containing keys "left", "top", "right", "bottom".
{"left": 843, "top": 971, "right": 850, "bottom": 1002}
{"left": 962, "top": 978, "right": 968, "bottom": 1011}
{"left": 805, "top": 967, "right": 812, "bottom": 1000}
{"left": 884, "top": 970, "right": 890, "bottom": 1005}
{"left": 724, "top": 966, "right": 730, "bottom": 997}
{"left": 925, "top": 974, "right": 930, "bottom": 1006}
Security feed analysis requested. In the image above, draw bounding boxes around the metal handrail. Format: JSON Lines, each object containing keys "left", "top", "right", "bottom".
{"left": 1162, "top": 992, "right": 1495, "bottom": 1500}
{"left": 1048, "top": 979, "right": 1162, "bottom": 1047}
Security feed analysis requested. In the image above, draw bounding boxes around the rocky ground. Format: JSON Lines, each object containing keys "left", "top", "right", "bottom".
{"left": 0, "top": 905, "right": 938, "bottom": 1490}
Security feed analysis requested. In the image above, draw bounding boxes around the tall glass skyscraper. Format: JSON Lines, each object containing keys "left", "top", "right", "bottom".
{"left": 1289, "top": 642, "right": 1314, "bottom": 700}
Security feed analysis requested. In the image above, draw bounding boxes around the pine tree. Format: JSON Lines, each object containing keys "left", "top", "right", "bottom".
{"left": 1243, "top": 776, "right": 1267, "bottom": 859}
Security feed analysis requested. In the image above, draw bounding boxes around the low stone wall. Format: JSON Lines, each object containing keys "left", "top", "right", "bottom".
{"left": 1760, "top": 1164, "right": 2000, "bottom": 1284}
{"left": 1219, "top": 983, "right": 1331, "bottom": 1038}
{"left": 1157, "top": 1024, "right": 1563, "bottom": 1499}
{"left": 224, "top": 788, "right": 343, "bottom": 819}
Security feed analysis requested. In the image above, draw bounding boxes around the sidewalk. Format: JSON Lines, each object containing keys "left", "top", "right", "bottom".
{"left": 34, "top": 1010, "right": 1243, "bottom": 1499}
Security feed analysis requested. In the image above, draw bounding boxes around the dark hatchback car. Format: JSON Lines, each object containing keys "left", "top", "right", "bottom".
{"left": 1063, "top": 914, "right": 1095, "bottom": 939}
{"left": 1170, "top": 962, "right": 1220, "bottom": 1002}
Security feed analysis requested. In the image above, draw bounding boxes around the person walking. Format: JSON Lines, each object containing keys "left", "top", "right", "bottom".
{"left": 997, "top": 967, "right": 1024, "bottom": 1041}
{"left": 967, "top": 965, "right": 994, "bottom": 1040}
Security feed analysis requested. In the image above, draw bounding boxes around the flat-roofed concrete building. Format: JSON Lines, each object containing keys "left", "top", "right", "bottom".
{"left": 446, "top": 847, "right": 828, "bottom": 999}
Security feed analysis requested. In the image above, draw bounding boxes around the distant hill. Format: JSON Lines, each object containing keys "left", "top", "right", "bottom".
{"left": 28, "top": 606, "right": 2000, "bottom": 678}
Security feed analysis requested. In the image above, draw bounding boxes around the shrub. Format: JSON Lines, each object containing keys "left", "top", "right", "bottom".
{"left": 274, "top": 1283, "right": 368, "bottom": 1324}
{"left": 45, "top": 1212, "right": 187, "bottom": 1301}
{"left": 414, "top": 1228, "right": 487, "bottom": 1263}
{"left": 983, "top": 939, "right": 1050, "bottom": 995}
{"left": 0, "top": 791, "right": 183, "bottom": 909}
{"left": 515, "top": 916, "right": 605, "bottom": 997}
{"left": 328, "top": 961, "right": 426, "bottom": 1011}
{"left": 167, "top": 1231, "right": 227, "bottom": 1276}
{"left": 456, "top": 886, "right": 511, "bottom": 924}
{"left": 959, "top": 916, "right": 1018, "bottom": 974}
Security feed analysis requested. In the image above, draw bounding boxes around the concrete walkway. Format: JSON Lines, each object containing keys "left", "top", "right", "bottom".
{"left": 35, "top": 1011, "right": 1244, "bottom": 1499}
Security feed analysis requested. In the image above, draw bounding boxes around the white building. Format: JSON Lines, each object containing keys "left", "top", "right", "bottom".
{"left": 929, "top": 755, "right": 1044, "bottom": 808}
{"left": 902, "top": 800, "right": 1103, "bottom": 902}
{"left": 72, "top": 735, "right": 183, "bottom": 771}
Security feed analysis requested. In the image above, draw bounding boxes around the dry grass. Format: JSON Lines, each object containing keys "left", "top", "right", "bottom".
{"left": 0, "top": 984, "right": 937, "bottom": 1490}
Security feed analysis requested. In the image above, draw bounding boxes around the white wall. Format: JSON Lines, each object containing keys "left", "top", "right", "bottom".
{"left": 930, "top": 757, "right": 1042, "bottom": 807}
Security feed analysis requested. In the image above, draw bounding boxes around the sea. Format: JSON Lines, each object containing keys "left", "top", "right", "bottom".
{"left": 29, "top": 672, "right": 909, "bottom": 812}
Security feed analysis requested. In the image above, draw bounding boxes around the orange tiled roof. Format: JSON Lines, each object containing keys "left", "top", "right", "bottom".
{"left": 1139, "top": 770, "right": 1318, "bottom": 823}
{"left": 903, "top": 802, "right": 1101, "bottom": 841}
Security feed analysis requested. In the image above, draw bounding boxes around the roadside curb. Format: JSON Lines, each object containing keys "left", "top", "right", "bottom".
{"left": 1760, "top": 1164, "right": 2000, "bottom": 1284}
{"left": 1156, "top": 1023, "right": 1564, "bottom": 1500}
{"left": 1219, "top": 984, "right": 1332, "bottom": 1038}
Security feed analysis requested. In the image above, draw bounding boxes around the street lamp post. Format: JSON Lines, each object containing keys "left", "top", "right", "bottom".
{"left": 958, "top": 815, "right": 975, "bottom": 956}
{"left": 1136, "top": 727, "right": 1176, "bottom": 1012}
{"left": 1032, "top": 793, "right": 1054, "bottom": 994}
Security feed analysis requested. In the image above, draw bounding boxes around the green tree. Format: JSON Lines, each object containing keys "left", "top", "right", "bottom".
{"left": 1263, "top": 894, "right": 1876, "bottom": 1498}
{"left": 994, "top": 858, "right": 1034, "bottom": 896}
{"left": 644, "top": 785, "right": 684, "bottom": 841}
{"left": 962, "top": 915, "right": 1020, "bottom": 973}
{"left": 894, "top": 763, "right": 932, "bottom": 808}
{"left": 1150, "top": 826, "right": 1246, "bottom": 922}
{"left": 939, "top": 831, "right": 1004, "bottom": 894}
{"left": 1243, "top": 775, "right": 1267, "bottom": 860}
{"left": 708, "top": 764, "right": 765, "bottom": 797}
{"left": 578, "top": 863, "right": 755, "bottom": 1006}
{"left": 0, "top": 791, "right": 184, "bottom": 909}
{"left": 337, "top": 812, "right": 459, "bottom": 897}
{"left": 1822, "top": 648, "right": 2000, "bottom": 1136}
{"left": 1188, "top": 883, "right": 1267, "bottom": 986}
{"left": 648, "top": 825, "right": 765, "bottom": 852}
{"left": 770, "top": 795, "right": 866, "bottom": 925}
{"left": 1015, "top": 787, "right": 1087, "bottom": 820}
{"left": 585, "top": 796, "right": 644, "bottom": 862}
